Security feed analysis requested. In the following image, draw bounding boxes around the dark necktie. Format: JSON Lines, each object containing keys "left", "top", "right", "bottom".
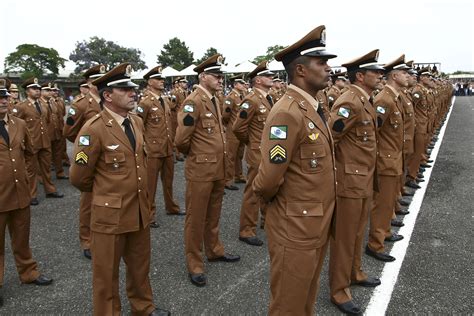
{"left": 158, "top": 96, "right": 165, "bottom": 111}
{"left": 122, "top": 118, "right": 136, "bottom": 151}
{"left": 369, "top": 96, "right": 374, "bottom": 105}
{"left": 239, "top": 94, "right": 244, "bottom": 101}
{"left": 266, "top": 94, "right": 274, "bottom": 107}
{"left": 316, "top": 104, "right": 326, "bottom": 123}
{"left": 34, "top": 101, "right": 42, "bottom": 114}
{"left": 211, "top": 97, "right": 218, "bottom": 115}
{"left": 0, "top": 120, "right": 9, "bottom": 146}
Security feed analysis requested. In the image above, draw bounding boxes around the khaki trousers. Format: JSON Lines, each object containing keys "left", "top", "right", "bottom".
{"left": 26, "top": 147, "right": 56, "bottom": 198}
{"left": 239, "top": 164, "right": 260, "bottom": 237}
{"left": 91, "top": 227, "right": 155, "bottom": 316}
{"left": 147, "top": 156, "right": 179, "bottom": 219}
{"left": 51, "top": 138, "right": 65, "bottom": 177}
{"left": 184, "top": 180, "right": 225, "bottom": 274}
{"left": 79, "top": 191, "right": 92, "bottom": 250}
{"left": 329, "top": 196, "right": 371, "bottom": 304}
{"left": 0, "top": 207, "right": 40, "bottom": 285}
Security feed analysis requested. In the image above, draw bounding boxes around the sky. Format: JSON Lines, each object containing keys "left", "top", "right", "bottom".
{"left": 2, "top": 0, "right": 473, "bottom": 75}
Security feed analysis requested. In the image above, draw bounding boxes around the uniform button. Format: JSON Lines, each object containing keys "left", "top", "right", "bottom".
{"left": 14, "top": 169, "right": 17, "bottom": 172}
{"left": 113, "top": 158, "right": 117, "bottom": 161}
{"left": 388, "top": 154, "right": 391, "bottom": 157}
{"left": 335, "top": 181, "right": 338, "bottom": 185}
{"left": 15, "top": 179, "right": 18, "bottom": 183}
{"left": 11, "top": 158, "right": 15, "bottom": 162}
{"left": 312, "top": 152, "right": 315, "bottom": 155}
{"left": 138, "top": 177, "right": 142, "bottom": 181}
{"left": 137, "top": 165, "right": 140, "bottom": 168}
{"left": 9, "top": 148, "right": 12, "bottom": 151}
{"left": 135, "top": 154, "right": 138, "bottom": 157}
{"left": 138, "top": 189, "right": 141, "bottom": 193}
{"left": 105, "top": 202, "right": 109, "bottom": 206}
{"left": 355, "top": 170, "right": 359, "bottom": 173}
{"left": 302, "top": 210, "right": 307, "bottom": 215}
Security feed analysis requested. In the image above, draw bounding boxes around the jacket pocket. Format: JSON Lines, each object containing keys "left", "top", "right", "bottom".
{"left": 104, "top": 151, "right": 126, "bottom": 174}
{"left": 196, "top": 154, "right": 217, "bottom": 163}
{"left": 300, "top": 144, "right": 326, "bottom": 174}
{"left": 92, "top": 194, "right": 121, "bottom": 226}
{"left": 344, "top": 164, "right": 369, "bottom": 191}
{"left": 286, "top": 201, "right": 324, "bottom": 239}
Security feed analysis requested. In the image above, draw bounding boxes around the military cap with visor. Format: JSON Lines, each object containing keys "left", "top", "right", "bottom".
{"left": 383, "top": 54, "right": 411, "bottom": 73}
{"left": 274, "top": 25, "right": 337, "bottom": 67}
{"left": 83, "top": 64, "right": 107, "bottom": 80}
{"left": 342, "top": 49, "right": 385, "bottom": 72}
{"left": 21, "top": 77, "right": 41, "bottom": 89}
{"left": 0, "top": 78, "right": 11, "bottom": 97}
{"left": 194, "top": 54, "right": 224, "bottom": 74}
{"left": 143, "top": 65, "right": 165, "bottom": 80}
{"left": 418, "top": 67, "right": 432, "bottom": 76}
{"left": 230, "top": 74, "right": 246, "bottom": 84}
{"left": 9, "top": 83, "right": 18, "bottom": 92}
{"left": 41, "top": 82, "right": 53, "bottom": 90}
{"left": 91, "top": 62, "right": 139, "bottom": 91}
{"left": 247, "top": 60, "right": 275, "bottom": 80}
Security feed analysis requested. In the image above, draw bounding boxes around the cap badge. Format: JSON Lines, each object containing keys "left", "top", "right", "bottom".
{"left": 125, "top": 65, "right": 132, "bottom": 77}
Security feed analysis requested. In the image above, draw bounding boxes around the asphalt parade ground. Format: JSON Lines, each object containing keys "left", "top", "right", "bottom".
{"left": 1, "top": 96, "right": 472, "bottom": 315}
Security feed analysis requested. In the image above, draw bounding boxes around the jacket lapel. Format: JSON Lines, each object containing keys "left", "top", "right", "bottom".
{"left": 101, "top": 110, "right": 133, "bottom": 152}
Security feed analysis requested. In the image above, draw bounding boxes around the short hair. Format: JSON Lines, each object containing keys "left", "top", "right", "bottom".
{"left": 98, "top": 87, "right": 113, "bottom": 104}
{"left": 285, "top": 55, "right": 312, "bottom": 83}
{"left": 347, "top": 69, "right": 367, "bottom": 84}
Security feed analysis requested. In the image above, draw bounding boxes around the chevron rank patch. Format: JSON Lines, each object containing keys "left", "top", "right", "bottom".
{"left": 270, "top": 125, "right": 287, "bottom": 140}
{"left": 78, "top": 135, "right": 90, "bottom": 146}
{"left": 337, "top": 107, "right": 350, "bottom": 118}
{"left": 183, "top": 104, "right": 194, "bottom": 113}
{"left": 376, "top": 106, "right": 386, "bottom": 114}
{"left": 75, "top": 151, "right": 88, "bottom": 165}
{"left": 269, "top": 144, "right": 287, "bottom": 164}
{"left": 68, "top": 107, "right": 76, "bottom": 115}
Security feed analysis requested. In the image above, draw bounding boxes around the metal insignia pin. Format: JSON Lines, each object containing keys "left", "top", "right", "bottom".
{"left": 113, "top": 163, "right": 119, "bottom": 168}
{"left": 308, "top": 122, "right": 315, "bottom": 129}
{"left": 310, "top": 159, "right": 318, "bottom": 168}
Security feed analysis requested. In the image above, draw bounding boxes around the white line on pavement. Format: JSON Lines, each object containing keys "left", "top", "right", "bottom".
{"left": 365, "top": 96, "right": 456, "bottom": 316}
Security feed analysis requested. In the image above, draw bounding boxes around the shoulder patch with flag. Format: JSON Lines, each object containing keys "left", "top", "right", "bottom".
{"left": 68, "top": 108, "right": 76, "bottom": 116}
{"left": 78, "top": 135, "right": 90, "bottom": 146}
{"left": 269, "top": 144, "right": 287, "bottom": 164}
{"left": 75, "top": 151, "right": 88, "bottom": 165}
{"left": 137, "top": 106, "right": 144, "bottom": 113}
{"left": 376, "top": 106, "right": 386, "bottom": 114}
{"left": 337, "top": 107, "right": 350, "bottom": 118}
{"left": 183, "top": 104, "right": 194, "bottom": 113}
{"left": 270, "top": 125, "right": 287, "bottom": 140}
{"left": 240, "top": 102, "right": 250, "bottom": 110}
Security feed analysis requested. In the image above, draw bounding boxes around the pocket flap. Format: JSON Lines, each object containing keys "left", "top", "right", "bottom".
{"left": 196, "top": 154, "right": 218, "bottom": 163}
{"left": 344, "top": 164, "right": 368, "bottom": 175}
{"left": 378, "top": 151, "right": 397, "bottom": 159}
{"left": 250, "top": 142, "right": 261, "bottom": 150}
{"left": 201, "top": 119, "right": 216, "bottom": 128}
{"left": 286, "top": 201, "right": 323, "bottom": 217}
{"left": 92, "top": 194, "right": 122, "bottom": 208}
{"left": 389, "top": 116, "right": 401, "bottom": 125}
{"left": 104, "top": 151, "right": 126, "bottom": 163}
{"left": 300, "top": 144, "right": 326, "bottom": 159}
{"left": 356, "top": 127, "right": 374, "bottom": 136}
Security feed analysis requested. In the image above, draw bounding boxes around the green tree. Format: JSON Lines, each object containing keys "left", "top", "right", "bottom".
{"left": 252, "top": 45, "right": 287, "bottom": 64}
{"left": 157, "top": 37, "right": 194, "bottom": 71}
{"left": 69, "top": 36, "right": 146, "bottom": 74}
{"left": 195, "top": 47, "right": 224, "bottom": 65}
{"left": 4, "top": 44, "right": 67, "bottom": 79}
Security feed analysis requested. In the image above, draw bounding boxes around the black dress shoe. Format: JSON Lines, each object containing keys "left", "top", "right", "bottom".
{"left": 391, "top": 219, "right": 404, "bottom": 227}
{"left": 176, "top": 156, "right": 185, "bottom": 162}
{"left": 365, "top": 246, "right": 395, "bottom": 262}
{"left": 167, "top": 210, "right": 186, "bottom": 216}
{"left": 420, "top": 163, "right": 432, "bottom": 168}
{"left": 416, "top": 177, "right": 425, "bottom": 183}
{"left": 239, "top": 236, "right": 263, "bottom": 246}
{"left": 208, "top": 253, "right": 240, "bottom": 262}
{"left": 83, "top": 249, "right": 92, "bottom": 259}
{"left": 352, "top": 276, "right": 381, "bottom": 287}
{"left": 419, "top": 167, "right": 426, "bottom": 173}
{"left": 234, "top": 178, "right": 246, "bottom": 184}
{"left": 189, "top": 273, "right": 206, "bottom": 287}
{"left": 224, "top": 185, "right": 239, "bottom": 191}
{"left": 30, "top": 198, "right": 39, "bottom": 206}
{"left": 46, "top": 192, "right": 64, "bottom": 198}
{"left": 399, "top": 198, "right": 410, "bottom": 206}
{"left": 57, "top": 175, "right": 69, "bottom": 180}
{"left": 149, "top": 308, "right": 171, "bottom": 316}
{"left": 332, "top": 300, "right": 362, "bottom": 315}
{"left": 0, "top": 286, "right": 3, "bottom": 307}
{"left": 29, "top": 275, "right": 53, "bottom": 286}
{"left": 402, "top": 190, "right": 414, "bottom": 197}
{"left": 149, "top": 221, "right": 160, "bottom": 228}
{"left": 395, "top": 209, "right": 410, "bottom": 216}
{"left": 385, "top": 233, "right": 404, "bottom": 242}
{"left": 405, "top": 180, "right": 421, "bottom": 189}
{"left": 426, "top": 159, "right": 434, "bottom": 163}
{"left": 417, "top": 173, "right": 424, "bottom": 179}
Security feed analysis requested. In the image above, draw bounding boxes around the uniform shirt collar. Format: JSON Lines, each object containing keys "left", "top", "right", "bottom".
{"left": 255, "top": 87, "right": 268, "bottom": 98}
{"left": 288, "top": 84, "right": 319, "bottom": 111}
{"left": 385, "top": 83, "right": 400, "bottom": 98}
{"left": 148, "top": 89, "right": 163, "bottom": 99}
{"left": 197, "top": 84, "right": 213, "bottom": 99}
{"left": 1, "top": 114, "right": 9, "bottom": 125}
{"left": 104, "top": 105, "right": 129, "bottom": 126}
{"left": 351, "top": 84, "right": 371, "bottom": 101}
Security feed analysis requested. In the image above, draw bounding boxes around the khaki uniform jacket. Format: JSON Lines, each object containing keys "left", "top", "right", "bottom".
{"left": 327, "top": 86, "right": 342, "bottom": 108}
{"left": 171, "top": 88, "right": 187, "bottom": 112}
{"left": 137, "top": 91, "right": 174, "bottom": 158}
{"left": 373, "top": 86, "right": 404, "bottom": 176}
{"left": 0, "top": 116, "right": 34, "bottom": 212}
{"left": 222, "top": 89, "right": 243, "bottom": 126}
{"left": 175, "top": 86, "right": 226, "bottom": 182}
{"left": 40, "top": 97, "right": 62, "bottom": 141}
{"left": 399, "top": 89, "right": 415, "bottom": 155}
{"left": 232, "top": 89, "right": 272, "bottom": 167}
{"left": 329, "top": 85, "right": 377, "bottom": 198}
{"left": 69, "top": 110, "right": 151, "bottom": 234}
{"left": 269, "top": 88, "right": 284, "bottom": 103}
{"left": 54, "top": 97, "right": 66, "bottom": 131}
{"left": 253, "top": 86, "right": 336, "bottom": 249}
{"left": 64, "top": 92, "right": 101, "bottom": 142}
{"left": 411, "top": 84, "right": 429, "bottom": 134}
{"left": 12, "top": 99, "right": 51, "bottom": 151}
